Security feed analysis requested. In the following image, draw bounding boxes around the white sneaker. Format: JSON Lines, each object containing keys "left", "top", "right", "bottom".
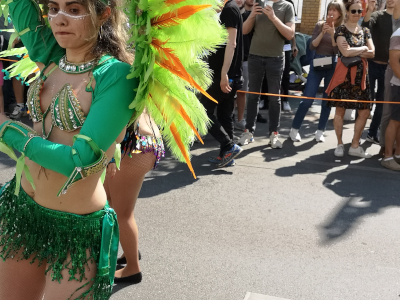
{"left": 348, "top": 146, "right": 372, "bottom": 158}
{"left": 270, "top": 132, "right": 282, "bottom": 149}
{"left": 334, "top": 144, "right": 345, "bottom": 157}
{"left": 237, "top": 130, "right": 254, "bottom": 146}
{"left": 289, "top": 128, "right": 301, "bottom": 142}
{"left": 315, "top": 130, "right": 325, "bottom": 142}
{"left": 283, "top": 101, "right": 291, "bottom": 112}
{"left": 10, "top": 103, "right": 25, "bottom": 120}
{"left": 234, "top": 119, "right": 246, "bottom": 131}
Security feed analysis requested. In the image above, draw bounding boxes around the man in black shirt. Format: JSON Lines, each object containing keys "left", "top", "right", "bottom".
{"left": 201, "top": 0, "right": 244, "bottom": 167}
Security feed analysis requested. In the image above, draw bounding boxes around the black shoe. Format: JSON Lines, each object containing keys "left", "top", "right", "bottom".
{"left": 366, "top": 134, "right": 379, "bottom": 144}
{"left": 114, "top": 272, "right": 142, "bottom": 284}
{"left": 116, "top": 251, "right": 141, "bottom": 265}
{"left": 256, "top": 113, "right": 267, "bottom": 123}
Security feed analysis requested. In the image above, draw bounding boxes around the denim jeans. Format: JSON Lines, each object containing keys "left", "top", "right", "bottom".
{"left": 291, "top": 54, "right": 336, "bottom": 131}
{"left": 200, "top": 77, "right": 243, "bottom": 155}
{"left": 368, "top": 60, "right": 387, "bottom": 137}
{"left": 246, "top": 54, "right": 284, "bottom": 134}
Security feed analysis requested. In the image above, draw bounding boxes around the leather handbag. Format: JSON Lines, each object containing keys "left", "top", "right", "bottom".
{"left": 341, "top": 56, "right": 362, "bottom": 68}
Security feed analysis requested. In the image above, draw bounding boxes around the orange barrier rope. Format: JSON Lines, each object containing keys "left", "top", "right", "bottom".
{"left": 0, "top": 58, "right": 19, "bottom": 63}
{"left": 237, "top": 90, "right": 400, "bottom": 105}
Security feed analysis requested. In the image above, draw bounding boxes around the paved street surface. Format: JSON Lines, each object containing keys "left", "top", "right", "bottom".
{"left": 1, "top": 97, "right": 400, "bottom": 300}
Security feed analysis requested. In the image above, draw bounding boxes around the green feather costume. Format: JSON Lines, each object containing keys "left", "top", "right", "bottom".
{"left": 0, "top": 0, "right": 227, "bottom": 176}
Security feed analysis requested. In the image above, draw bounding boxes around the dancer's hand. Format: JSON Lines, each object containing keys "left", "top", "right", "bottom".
{"left": 106, "top": 162, "right": 117, "bottom": 178}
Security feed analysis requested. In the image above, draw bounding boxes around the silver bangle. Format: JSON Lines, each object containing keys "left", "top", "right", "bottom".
{"left": 23, "top": 133, "right": 39, "bottom": 152}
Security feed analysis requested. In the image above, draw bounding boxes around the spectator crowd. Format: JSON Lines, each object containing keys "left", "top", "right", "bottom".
{"left": 202, "top": 0, "right": 400, "bottom": 171}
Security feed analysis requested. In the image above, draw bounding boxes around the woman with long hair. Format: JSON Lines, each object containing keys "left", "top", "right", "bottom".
{"left": 290, "top": 0, "right": 345, "bottom": 143}
{"left": 326, "top": 0, "right": 375, "bottom": 158}
{"left": 104, "top": 111, "right": 164, "bottom": 284}
{"left": 0, "top": 0, "right": 137, "bottom": 298}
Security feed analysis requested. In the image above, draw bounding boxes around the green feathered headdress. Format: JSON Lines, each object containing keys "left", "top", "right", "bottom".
{"left": 126, "top": 0, "right": 226, "bottom": 177}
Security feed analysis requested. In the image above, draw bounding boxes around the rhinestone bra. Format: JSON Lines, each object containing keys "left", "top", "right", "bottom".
{"left": 27, "top": 66, "right": 86, "bottom": 134}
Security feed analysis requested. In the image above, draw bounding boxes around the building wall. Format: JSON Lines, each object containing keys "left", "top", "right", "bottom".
{"left": 298, "top": 0, "right": 322, "bottom": 35}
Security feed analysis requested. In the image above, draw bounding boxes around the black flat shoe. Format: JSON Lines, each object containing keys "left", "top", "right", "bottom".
{"left": 114, "top": 272, "right": 142, "bottom": 284}
{"left": 116, "top": 251, "right": 141, "bottom": 265}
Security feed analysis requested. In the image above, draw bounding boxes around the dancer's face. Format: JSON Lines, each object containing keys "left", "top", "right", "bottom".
{"left": 48, "top": 0, "right": 109, "bottom": 51}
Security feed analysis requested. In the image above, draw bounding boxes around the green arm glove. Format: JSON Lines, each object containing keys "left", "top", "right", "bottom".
{"left": 8, "top": 0, "right": 65, "bottom": 64}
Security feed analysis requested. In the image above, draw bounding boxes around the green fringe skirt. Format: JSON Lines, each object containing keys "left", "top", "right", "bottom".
{"left": 0, "top": 178, "right": 119, "bottom": 300}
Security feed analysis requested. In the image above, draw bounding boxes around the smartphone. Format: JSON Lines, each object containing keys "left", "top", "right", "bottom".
{"left": 255, "top": 0, "right": 265, "bottom": 7}
{"left": 326, "top": 15, "right": 334, "bottom": 26}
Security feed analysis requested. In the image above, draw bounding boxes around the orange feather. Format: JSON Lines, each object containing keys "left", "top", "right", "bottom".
{"left": 170, "top": 122, "right": 196, "bottom": 179}
{"left": 178, "top": 105, "right": 204, "bottom": 144}
{"left": 164, "top": 0, "right": 185, "bottom": 5}
{"left": 151, "top": 38, "right": 218, "bottom": 104}
{"left": 151, "top": 5, "right": 211, "bottom": 28}
{"left": 149, "top": 94, "right": 197, "bottom": 178}
{"left": 151, "top": 82, "right": 204, "bottom": 144}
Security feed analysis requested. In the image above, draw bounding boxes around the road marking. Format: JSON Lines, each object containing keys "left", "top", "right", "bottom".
{"left": 243, "top": 292, "right": 291, "bottom": 300}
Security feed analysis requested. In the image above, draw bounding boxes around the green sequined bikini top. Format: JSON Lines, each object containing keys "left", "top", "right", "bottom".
{"left": 27, "top": 64, "right": 87, "bottom": 138}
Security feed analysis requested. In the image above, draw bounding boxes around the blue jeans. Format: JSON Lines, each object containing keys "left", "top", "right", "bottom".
{"left": 291, "top": 55, "right": 335, "bottom": 131}
{"left": 368, "top": 60, "right": 387, "bottom": 137}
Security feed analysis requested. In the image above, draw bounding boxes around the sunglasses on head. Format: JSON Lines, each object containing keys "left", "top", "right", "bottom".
{"left": 350, "top": 9, "right": 363, "bottom": 14}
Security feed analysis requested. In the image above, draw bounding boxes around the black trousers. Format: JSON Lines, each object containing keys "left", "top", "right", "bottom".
{"left": 200, "top": 77, "right": 243, "bottom": 156}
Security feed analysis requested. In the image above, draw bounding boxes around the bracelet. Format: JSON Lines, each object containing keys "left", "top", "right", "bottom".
{"left": 108, "top": 157, "right": 116, "bottom": 164}
{"left": 23, "top": 133, "right": 40, "bottom": 152}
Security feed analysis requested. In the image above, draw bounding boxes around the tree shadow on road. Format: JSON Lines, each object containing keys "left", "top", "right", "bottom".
{"left": 319, "top": 165, "right": 399, "bottom": 244}
{"left": 274, "top": 147, "right": 398, "bottom": 244}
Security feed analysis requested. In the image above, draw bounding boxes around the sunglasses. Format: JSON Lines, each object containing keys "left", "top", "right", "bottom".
{"left": 350, "top": 9, "right": 363, "bottom": 14}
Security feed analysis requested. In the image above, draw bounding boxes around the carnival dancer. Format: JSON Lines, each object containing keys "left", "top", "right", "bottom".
{"left": 104, "top": 111, "right": 164, "bottom": 284}
{"left": 0, "top": 0, "right": 225, "bottom": 298}
{"left": 0, "top": 0, "right": 136, "bottom": 298}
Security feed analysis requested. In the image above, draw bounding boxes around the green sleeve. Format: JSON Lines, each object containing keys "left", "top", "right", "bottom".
{"left": 8, "top": 0, "right": 65, "bottom": 64}
{"left": 0, "top": 62, "right": 137, "bottom": 190}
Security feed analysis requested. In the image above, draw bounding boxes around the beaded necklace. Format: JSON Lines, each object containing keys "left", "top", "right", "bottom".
{"left": 59, "top": 55, "right": 96, "bottom": 74}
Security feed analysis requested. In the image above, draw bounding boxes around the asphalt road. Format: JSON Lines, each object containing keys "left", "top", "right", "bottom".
{"left": 1, "top": 98, "right": 399, "bottom": 300}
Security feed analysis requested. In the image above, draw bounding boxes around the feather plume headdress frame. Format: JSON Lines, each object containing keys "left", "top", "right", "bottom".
{"left": 0, "top": 0, "right": 227, "bottom": 177}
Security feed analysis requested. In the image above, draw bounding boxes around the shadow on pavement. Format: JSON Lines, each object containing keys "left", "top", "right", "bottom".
{"left": 274, "top": 148, "right": 399, "bottom": 243}
{"left": 319, "top": 165, "right": 399, "bottom": 244}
